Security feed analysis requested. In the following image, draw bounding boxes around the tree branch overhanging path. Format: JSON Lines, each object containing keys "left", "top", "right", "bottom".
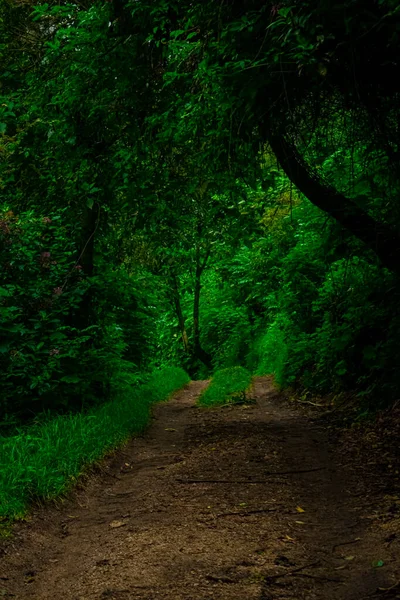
{"left": 266, "top": 134, "right": 400, "bottom": 275}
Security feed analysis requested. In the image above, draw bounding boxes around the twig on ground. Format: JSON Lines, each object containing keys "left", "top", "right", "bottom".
{"left": 177, "top": 468, "right": 323, "bottom": 484}
{"left": 332, "top": 538, "right": 361, "bottom": 550}
{"left": 375, "top": 581, "right": 400, "bottom": 595}
{"left": 263, "top": 468, "right": 324, "bottom": 475}
{"left": 217, "top": 508, "right": 280, "bottom": 517}
{"left": 205, "top": 575, "right": 236, "bottom": 584}
{"left": 177, "top": 479, "right": 281, "bottom": 484}
{"left": 294, "top": 573, "right": 343, "bottom": 583}
{"left": 104, "top": 490, "right": 137, "bottom": 497}
{"left": 101, "top": 471, "right": 122, "bottom": 481}
{"left": 264, "top": 561, "right": 321, "bottom": 582}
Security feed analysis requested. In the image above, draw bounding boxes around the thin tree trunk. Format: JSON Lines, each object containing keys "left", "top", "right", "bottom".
{"left": 193, "top": 244, "right": 202, "bottom": 356}
{"left": 170, "top": 270, "right": 190, "bottom": 353}
{"left": 193, "top": 243, "right": 212, "bottom": 369}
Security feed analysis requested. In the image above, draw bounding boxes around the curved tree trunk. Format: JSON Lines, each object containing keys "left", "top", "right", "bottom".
{"left": 267, "top": 134, "right": 400, "bottom": 275}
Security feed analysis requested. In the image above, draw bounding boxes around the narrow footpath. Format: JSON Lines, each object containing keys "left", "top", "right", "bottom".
{"left": 1, "top": 378, "right": 399, "bottom": 600}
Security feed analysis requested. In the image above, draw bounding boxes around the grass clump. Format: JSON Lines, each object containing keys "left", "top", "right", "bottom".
{"left": 198, "top": 366, "right": 252, "bottom": 407}
{"left": 0, "top": 366, "right": 189, "bottom": 520}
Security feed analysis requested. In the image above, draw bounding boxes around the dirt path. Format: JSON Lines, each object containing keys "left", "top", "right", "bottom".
{"left": 1, "top": 378, "right": 399, "bottom": 599}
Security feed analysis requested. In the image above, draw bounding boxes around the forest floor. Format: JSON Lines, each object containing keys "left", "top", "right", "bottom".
{"left": 1, "top": 378, "right": 400, "bottom": 600}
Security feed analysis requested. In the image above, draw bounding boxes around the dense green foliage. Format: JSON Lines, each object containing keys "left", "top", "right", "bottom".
{"left": 0, "top": 367, "right": 189, "bottom": 518}
{"left": 1, "top": 208, "right": 120, "bottom": 418}
{"left": 1, "top": 0, "right": 400, "bottom": 512}
{"left": 198, "top": 367, "right": 253, "bottom": 407}
{"left": 200, "top": 201, "right": 399, "bottom": 402}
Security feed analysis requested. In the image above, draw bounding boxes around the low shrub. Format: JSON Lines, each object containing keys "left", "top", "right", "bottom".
{"left": 0, "top": 366, "right": 189, "bottom": 519}
{"left": 198, "top": 366, "right": 252, "bottom": 407}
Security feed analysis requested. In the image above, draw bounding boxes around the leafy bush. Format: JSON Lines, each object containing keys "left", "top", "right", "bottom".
{"left": 0, "top": 208, "right": 87, "bottom": 415}
{"left": 0, "top": 366, "right": 190, "bottom": 519}
{"left": 0, "top": 207, "right": 150, "bottom": 423}
{"left": 246, "top": 249, "right": 398, "bottom": 400}
{"left": 198, "top": 367, "right": 252, "bottom": 407}
{"left": 250, "top": 316, "right": 290, "bottom": 384}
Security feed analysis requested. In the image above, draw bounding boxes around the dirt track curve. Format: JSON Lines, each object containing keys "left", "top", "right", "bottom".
{"left": 1, "top": 378, "right": 399, "bottom": 600}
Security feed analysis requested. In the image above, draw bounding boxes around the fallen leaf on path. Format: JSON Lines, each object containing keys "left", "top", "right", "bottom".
{"left": 285, "top": 535, "right": 295, "bottom": 541}
{"left": 109, "top": 520, "right": 127, "bottom": 529}
{"left": 344, "top": 556, "right": 355, "bottom": 561}
{"left": 295, "top": 521, "right": 305, "bottom": 525}
{"left": 164, "top": 428, "right": 177, "bottom": 432}
{"left": 296, "top": 506, "right": 305, "bottom": 513}
{"left": 372, "top": 560, "right": 385, "bottom": 568}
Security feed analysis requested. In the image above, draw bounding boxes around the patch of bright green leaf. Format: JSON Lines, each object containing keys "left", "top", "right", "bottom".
{"left": 198, "top": 367, "right": 252, "bottom": 407}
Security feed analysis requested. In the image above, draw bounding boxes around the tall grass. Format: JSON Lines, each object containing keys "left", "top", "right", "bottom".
{"left": 198, "top": 366, "right": 252, "bottom": 407}
{"left": 0, "top": 366, "right": 190, "bottom": 519}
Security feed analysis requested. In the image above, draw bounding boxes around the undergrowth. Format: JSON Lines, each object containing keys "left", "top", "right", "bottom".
{"left": 198, "top": 367, "right": 252, "bottom": 407}
{"left": 0, "top": 366, "right": 189, "bottom": 520}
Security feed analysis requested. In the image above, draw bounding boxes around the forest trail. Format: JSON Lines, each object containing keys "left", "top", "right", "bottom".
{"left": 1, "top": 378, "right": 398, "bottom": 600}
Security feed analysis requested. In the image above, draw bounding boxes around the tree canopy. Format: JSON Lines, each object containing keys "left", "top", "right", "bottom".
{"left": 1, "top": 0, "right": 400, "bottom": 424}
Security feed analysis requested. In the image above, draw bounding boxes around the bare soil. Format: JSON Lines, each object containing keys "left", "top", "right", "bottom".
{"left": 1, "top": 378, "right": 400, "bottom": 600}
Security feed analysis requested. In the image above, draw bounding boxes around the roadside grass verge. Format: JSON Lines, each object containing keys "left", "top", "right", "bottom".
{"left": 0, "top": 366, "right": 189, "bottom": 520}
{"left": 198, "top": 367, "right": 253, "bottom": 407}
